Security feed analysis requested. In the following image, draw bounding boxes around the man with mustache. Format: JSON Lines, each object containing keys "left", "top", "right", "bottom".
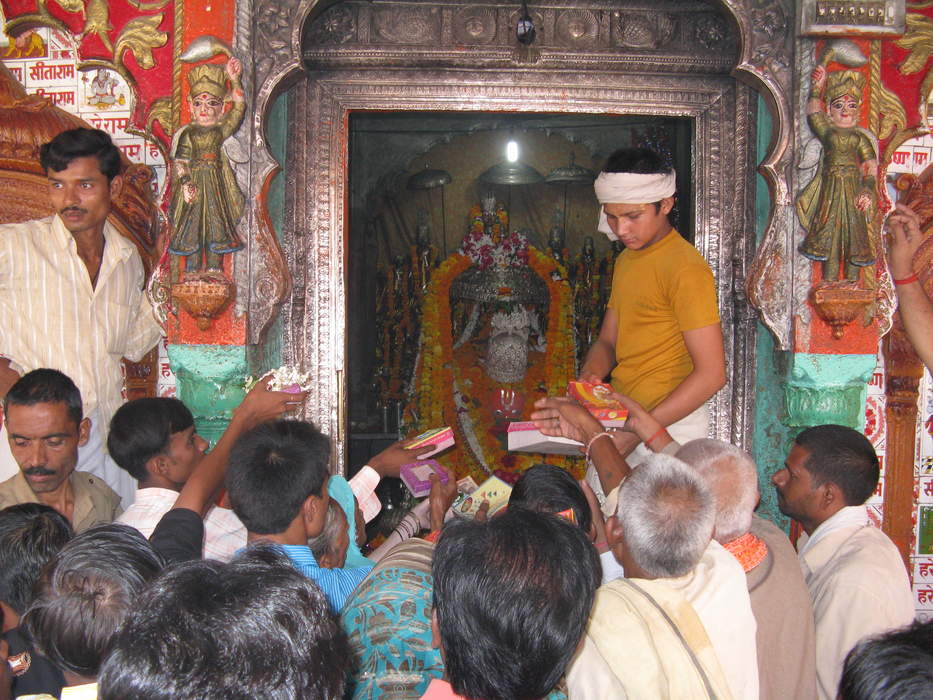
{"left": 0, "top": 128, "right": 161, "bottom": 506}
{"left": 0, "top": 369, "right": 120, "bottom": 532}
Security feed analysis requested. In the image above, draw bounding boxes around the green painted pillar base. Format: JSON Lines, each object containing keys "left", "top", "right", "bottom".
{"left": 167, "top": 344, "right": 250, "bottom": 446}
{"left": 784, "top": 353, "right": 876, "bottom": 431}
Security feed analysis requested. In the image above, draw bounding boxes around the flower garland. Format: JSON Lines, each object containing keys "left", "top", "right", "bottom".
{"left": 460, "top": 204, "right": 529, "bottom": 269}
{"left": 413, "top": 253, "right": 472, "bottom": 430}
{"left": 412, "top": 246, "right": 581, "bottom": 482}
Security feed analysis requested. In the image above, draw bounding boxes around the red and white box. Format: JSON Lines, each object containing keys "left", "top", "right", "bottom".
{"left": 407, "top": 426, "right": 455, "bottom": 458}
{"left": 567, "top": 381, "right": 628, "bottom": 427}
{"left": 507, "top": 421, "right": 583, "bottom": 456}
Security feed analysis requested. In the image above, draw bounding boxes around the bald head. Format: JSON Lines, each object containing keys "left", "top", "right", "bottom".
{"left": 676, "top": 439, "right": 760, "bottom": 544}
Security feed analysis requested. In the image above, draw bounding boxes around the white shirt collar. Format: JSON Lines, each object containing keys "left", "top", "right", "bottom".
{"left": 797, "top": 504, "right": 868, "bottom": 559}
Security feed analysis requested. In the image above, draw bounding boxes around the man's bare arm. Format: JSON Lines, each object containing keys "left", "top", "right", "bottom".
{"left": 531, "top": 396, "right": 631, "bottom": 496}
{"left": 579, "top": 308, "right": 618, "bottom": 383}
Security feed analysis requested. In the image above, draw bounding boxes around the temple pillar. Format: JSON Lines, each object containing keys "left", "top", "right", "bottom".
{"left": 168, "top": 345, "right": 249, "bottom": 446}
{"left": 784, "top": 353, "right": 876, "bottom": 431}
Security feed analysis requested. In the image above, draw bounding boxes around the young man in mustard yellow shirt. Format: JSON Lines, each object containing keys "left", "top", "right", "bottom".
{"left": 579, "top": 148, "right": 726, "bottom": 482}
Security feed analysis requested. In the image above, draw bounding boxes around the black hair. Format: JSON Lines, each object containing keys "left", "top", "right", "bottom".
{"left": 0, "top": 504, "right": 73, "bottom": 614}
{"left": 39, "top": 128, "right": 122, "bottom": 182}
{"left": 108, "top": 398, "right": 195, "bottom": 481}
{"left": 3, "top": 369, "right": 83, "bottom": 426}
{"left": 603, "top": 147, "right": 672, "bottom": 175}
{"left": 839, "top": 619, "right": 933, "bottom": 700}
{"left": 433, "top": 508, "right": 601, "bottom": 700}
{"left": 98, "top": 544, "right": 350, "bottom": 700}
{"left": 225, "top": 420, "right": 331, "bottom": 535}
{"left": 509, "top": 463, "right": 592, "bottom": 535}
{"left": 22, "top": 523, "right": 164, "bottom": 678}
{"left": 794, "top": 424, "right": 879, "bottom": 506}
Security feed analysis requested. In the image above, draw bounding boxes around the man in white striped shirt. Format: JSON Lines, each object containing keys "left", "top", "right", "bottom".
{"left": 0, "top": 128, "right": 162, "bottom": 506}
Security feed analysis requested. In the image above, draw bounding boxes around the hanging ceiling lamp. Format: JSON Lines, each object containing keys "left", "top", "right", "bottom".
{"left": 407, "top": 166, "right": 453, "bottom": 257}
{"left": 545, "top": 154, "right": 595, "bottom": 233}
{"left": 545, "top": 153, "right": 594, "bottom": 184}
{"left": 407, "top": 168, "right": 452, "bottom": 190}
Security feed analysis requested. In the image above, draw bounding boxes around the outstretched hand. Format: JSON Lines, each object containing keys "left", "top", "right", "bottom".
{"left": 531, "top": 396, "right": 602, "bottom": 443}
{"left": 235, "top": 376, "right": 306, "bottom": 430}
{"left": 368, "top": 439, "right": 437, "bottom": 479}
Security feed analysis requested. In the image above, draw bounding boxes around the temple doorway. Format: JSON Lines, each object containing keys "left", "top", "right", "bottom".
{"left": 345, "top": 111, "right": 694, "bottom": 478}
{"left": 282, "top": 0, "right": 761, "bottom": 473}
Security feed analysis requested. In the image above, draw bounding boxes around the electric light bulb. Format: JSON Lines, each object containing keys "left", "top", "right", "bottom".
{"left": 506, "top": 140, "right": 519, "bottom": 163}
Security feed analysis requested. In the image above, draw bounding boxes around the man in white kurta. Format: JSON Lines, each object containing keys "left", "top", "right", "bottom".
{"left": 655, "top": 538, "right": 759, "bottom": 700}
{"left": 0, "top": 129, "right": 162, "bottom": 506}
{"left": 773, "top": 425, "right": 915, "bottom": 700}
{"left": 575, "top": 453, "right": 759, "bottom": 700}
{"left": 797, "top": 505, "right": 915, "bottom": 699}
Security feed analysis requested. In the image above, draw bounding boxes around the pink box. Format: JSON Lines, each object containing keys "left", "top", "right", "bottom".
{"left": 407, "top": 426, "right": 455, "bottom": 458}
{"left": 400, "top": 460, "right": 449, "bottom": 498}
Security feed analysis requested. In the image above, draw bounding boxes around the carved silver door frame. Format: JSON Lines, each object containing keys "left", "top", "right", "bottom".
{"left": 282, "top": 65, "right": 758, "bottom": 470}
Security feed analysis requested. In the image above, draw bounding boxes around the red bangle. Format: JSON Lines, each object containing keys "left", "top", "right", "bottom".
{"left": 645, "top": 427, "right": 668, "bottom": 446}
{"left": 423, "top": 529, "right": 441, "bottom": 543}
{"left": 893, "top": 273, "right": 920, "bottom": 286}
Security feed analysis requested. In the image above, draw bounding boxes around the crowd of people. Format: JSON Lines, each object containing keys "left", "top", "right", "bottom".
{"left": 0, "top": 129, "right": 929, "bottom": 699}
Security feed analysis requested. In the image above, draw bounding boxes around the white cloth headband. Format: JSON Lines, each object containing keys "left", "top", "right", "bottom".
{"left": 594, "top": 171, "right": 676, "bottom": 239}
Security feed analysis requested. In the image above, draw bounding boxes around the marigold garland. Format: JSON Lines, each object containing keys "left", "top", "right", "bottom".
{"left": 411, "top": 246, "right": 581, "bottom": 482}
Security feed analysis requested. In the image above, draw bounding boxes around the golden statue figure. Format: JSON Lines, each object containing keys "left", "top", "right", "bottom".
{"left": 797, "top": 66, "right": 877, "bottom": 284}
{"left": 169, "top": 57, "right": 245, "bottom": 282}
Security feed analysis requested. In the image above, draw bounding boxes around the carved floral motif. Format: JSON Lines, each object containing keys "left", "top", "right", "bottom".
{"left": 695, "top": 16, "right": 728, "bottom": 51}
{"left": 306, "top": 6, "right": 357, "bottom": 46}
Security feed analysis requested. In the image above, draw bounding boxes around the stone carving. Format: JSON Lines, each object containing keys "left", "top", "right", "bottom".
{"left": 555, "top": 9, "right": 598, "bottom": 47}
{"left": 256, "top": 0, "right": 296, "bottom": 64}
{"left": 751, "top": 0, "right": 789, "bottom": 72}
{"left": 373, "top": 6, "right": 439, "bottom": 44}
{"left": 307, "top": 5, "right": 356, "bottom": 45}
{"left": 302, "top": 1, "right": 737, "bottom": 74}
{"left": 694, "top": 15, "right": 727, "bottom": 51}
{"left": 614, "top": 12, "right": 675, "bottom": 49}
{"left": 453, "top": 6, "right": 497, "bottom": 45}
